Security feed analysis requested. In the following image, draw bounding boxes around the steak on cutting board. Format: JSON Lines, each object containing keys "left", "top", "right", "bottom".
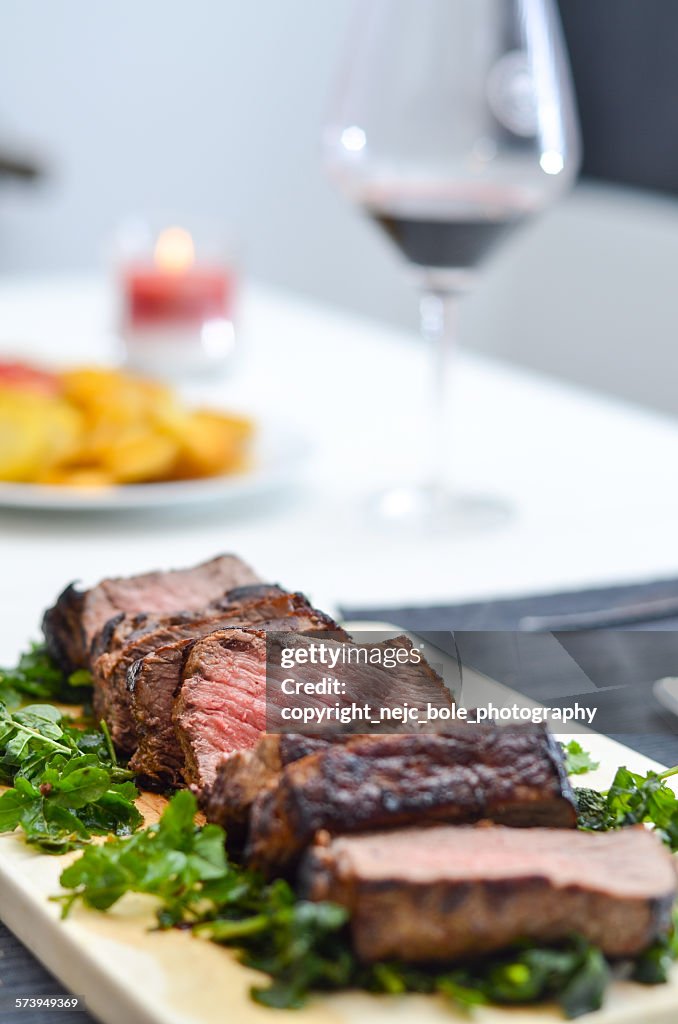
{"left": 302, "top": 824, "right": 677, "bottom": 962}
{"left": 174, "top": 632, "right": 450, "bottom": 792}
{"left": 131, "top": 609, "right": 345, "bottom": 790}
{"left": 246, "top": 725, "right": 576, "bottom": 873}
{"left": 93, "top": 584, "right": 289, "bottom": 754}
{"left": 203, "top": 734, "right": 340, "bottom": 845}
{"left": 42, "top": 554, "right": 261, "bottom": 672}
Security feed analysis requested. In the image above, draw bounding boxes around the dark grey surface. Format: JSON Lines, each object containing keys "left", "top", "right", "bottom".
{"left": 557, "top": 0, "right": 678, "bottom": 195}
{"left": 0, "top": 921, "right": 91, "bottom": 1023}
{"left": 341, "top": 576, "right": 678, "bottom": 632}
{"left": 342, "top": 576, "right": 678, "bottom": 764}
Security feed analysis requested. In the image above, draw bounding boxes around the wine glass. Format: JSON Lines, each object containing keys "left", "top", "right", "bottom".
{"left": 323, "top": 0, "right": 580, "bottom": 532}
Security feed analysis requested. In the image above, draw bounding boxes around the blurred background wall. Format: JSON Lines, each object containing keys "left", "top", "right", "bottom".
{"left": 1, "top": 0, "right": 678, "bottom": 414}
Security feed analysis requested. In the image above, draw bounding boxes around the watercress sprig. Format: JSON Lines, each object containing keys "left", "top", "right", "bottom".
{"left": 0, "top": 701, "right": 141, "bottom": 852}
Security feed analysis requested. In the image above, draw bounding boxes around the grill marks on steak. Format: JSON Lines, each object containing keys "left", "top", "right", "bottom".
{"left": 130, "top": 607, "right": 344, "bottom": 789}
{"left": 246, "top": 726, "right": 577, "bottom": 873}
{"left": 302, "top": 824, "right": 677, "bottom": 962}
{"left": 92, "top": 585, "right": 290, "bottom": 754}
{"left": 203, "top": 734, "right": 340, "bottom": 845}
{"left": 42, "top": 554, "right": 261, "bottom": 672}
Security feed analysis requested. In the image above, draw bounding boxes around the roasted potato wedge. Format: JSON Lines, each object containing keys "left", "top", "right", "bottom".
{"left": 0, "top": 364, "right": 254, "bottom": 487}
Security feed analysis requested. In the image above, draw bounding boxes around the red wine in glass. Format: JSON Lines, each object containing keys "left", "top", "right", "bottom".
{"left": 323, "top": 0, "right": 580, "bottom": 532}
{"left": 363, "top": 183, "right": 540, "bottom": 277}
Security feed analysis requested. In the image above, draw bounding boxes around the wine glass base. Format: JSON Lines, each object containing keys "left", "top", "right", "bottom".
{"left": 366, "top": 485, "right": 511, "bottom": 535}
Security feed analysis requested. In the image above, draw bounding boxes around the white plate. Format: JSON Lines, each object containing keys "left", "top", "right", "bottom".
{"left": 0, "top": 419, "right": 310, "bottom": 511}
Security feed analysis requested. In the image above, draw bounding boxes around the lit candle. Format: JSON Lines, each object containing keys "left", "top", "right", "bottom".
{"left": 119, "top": 224, "right": 237, "bottom": 375}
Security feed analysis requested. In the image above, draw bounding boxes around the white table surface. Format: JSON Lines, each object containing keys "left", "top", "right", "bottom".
{"left": 1, "top": 273, "right": 677, "bottom": 662}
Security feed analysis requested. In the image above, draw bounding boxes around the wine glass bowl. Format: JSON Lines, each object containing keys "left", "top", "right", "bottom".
{"left": 323, "top": 0, "right": 580, "bottom": 530}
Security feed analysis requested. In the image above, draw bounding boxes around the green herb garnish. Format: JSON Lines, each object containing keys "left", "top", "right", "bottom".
{"left": 0, "top": 701, "right": 140, "bottom": 852}
{"left": 563, "top": 740, "right": 599, "bottom": 776}
{"left": 56, "top": 792, "right": 677, "bottom": 1018}
{"left": 575, "top": 763, "right": 678, "bottom": 850}
{"left": 0, "top": 643, "right": 92, "bottom": 709}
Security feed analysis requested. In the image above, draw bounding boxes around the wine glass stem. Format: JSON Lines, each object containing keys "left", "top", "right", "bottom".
{"left": 419, "top": 288, "right": 460, "bottom": 502}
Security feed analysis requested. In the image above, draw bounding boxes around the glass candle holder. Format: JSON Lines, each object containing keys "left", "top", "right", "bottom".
{"left": 114, "top": 217, "right": 238, "bottom": 377}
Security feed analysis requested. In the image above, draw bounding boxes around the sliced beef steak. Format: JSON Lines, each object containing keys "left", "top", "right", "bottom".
{"left": 42, "top": 585, "right": 84, "bottom": 674}
{"left": 133, "top": 610, "right": 345, "bottom": 790}
{"left": 92, "top": 583, "right": 288, "bottom": 662}
{"left": 174, "top": 630, "right": 268, "bottom": 792}
{"left": 247, "top": 725, "right": 576, "bottom": 873}
{"left": 302, "top": 824, "right": 677, "bottom": 962}
{"left": 93, "top": 584, "right": 290, "bottom": 754}
{"left": 264, "top": 633, "right": 451, "bottom": 736}
{"left": 174, "top": 632, "right": 447, "bottom": 793}
{"left": 42, "top": 554, "right": 260, "bottom": 672}
{"left": 203, "top": 734, "right": 339, "bottom": 845}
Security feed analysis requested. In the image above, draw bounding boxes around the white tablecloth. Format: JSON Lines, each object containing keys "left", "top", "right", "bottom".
{"left": 1, "top": 274, "right": 677, "bottom": 661}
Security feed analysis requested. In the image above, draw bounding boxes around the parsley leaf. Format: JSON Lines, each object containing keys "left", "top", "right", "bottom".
{"left": 563, "top": 741, "right": 599, "bottom": 776}
{"left": 0, "top": 644, "right": 92, "bottom": 709}
{"left": 0, "top": 701, "right": 141, "bottom": 852}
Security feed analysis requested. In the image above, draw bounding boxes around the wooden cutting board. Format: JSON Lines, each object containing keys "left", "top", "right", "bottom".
{"left": 1, "top": 654, "right": 678, "bottom": 1024}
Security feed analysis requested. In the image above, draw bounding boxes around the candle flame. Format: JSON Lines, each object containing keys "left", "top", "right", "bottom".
{"left": 154, "top": 226, "right": 195, "bottom": 273}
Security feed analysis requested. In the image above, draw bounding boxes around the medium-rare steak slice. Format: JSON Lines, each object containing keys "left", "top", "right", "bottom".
{"left": 93, "top": 585, "right": 291, "bottom": 754}
{"left": 302, "top": 824, "right": 677, "bottom": 962}
{"left": 246, "top": 725, "right": 576, "bottom": 873}
{"left": 174, "top": 633, "right": 448, "bottom": 793}
{"left": 132, "top": 609, "right": 345, "bottom": 789}
{"left": 42, "top": 553, "right": 260, "bottom": 672}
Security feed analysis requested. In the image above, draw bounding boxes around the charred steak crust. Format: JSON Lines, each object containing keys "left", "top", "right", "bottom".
{"left": 42, "top": 583, "right": 86, "bottom": 673}
{"left": 203, "top": 734, "right": 345, "bottom": 844}
{"left": 246, "top": 725, "right": 577, "bottom": 873}
{"left": 127, "top": 639, "right": 195, "bottom": 789}
{"left": 42, "top": 553, "right": 261, "bottom": 673}
{"left": 301, "top": 824, "right": 678, "bottom": 963}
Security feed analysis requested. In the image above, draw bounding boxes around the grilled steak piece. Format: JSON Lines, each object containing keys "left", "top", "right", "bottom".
{"left": 42, "top": 584, "right": 84, "bottom": 673}
{"left": 302, "top": 824, "right": 677, "bottom": 962}
{"left": 42, "top": 554, "right": 260, "bottom": 672}
{"left": 133, "top": 610, "right": 345, "bottom": 790}
{"left": 174, "top": 633, "right": 448, "bottom": 793}
{"left": 204, "top": 734, "right": 338, "bottom": 845}
{"left": 247, "top": 725, "right": 576, "bottom": 873}
{"left": 264, "top": 633, "right": 452, "bottom": 737}
{"left": 174, "top": 626, "right": 348, "bottom": 792}
{"left": 93, "top": 585, "right": 289, "bottom": 754}
{"left": 92, "top": 584, "right": 287, "bottom": 662}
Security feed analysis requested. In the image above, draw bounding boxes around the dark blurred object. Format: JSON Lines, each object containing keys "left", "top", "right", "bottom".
{"left": 0, "top": 149, "right": 41, "bottom": 182}
{"left": 558, "top": 0, "right": 678, "bottom": 194}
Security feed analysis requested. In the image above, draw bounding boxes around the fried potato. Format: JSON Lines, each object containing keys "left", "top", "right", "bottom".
{"left": 0, "top": 364, "right": 254, "bottom": 487}
{"left": 168, "top": 411, "right": 251, "bottom": 477}
{"left": 35, "top": 467, "right": 114, "bottom": 488}
{"left": 99, "top": 431, "right": 179, "bottom": 484}
{"left": 0, "top": 390, "right": 82, "bottom": 482}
